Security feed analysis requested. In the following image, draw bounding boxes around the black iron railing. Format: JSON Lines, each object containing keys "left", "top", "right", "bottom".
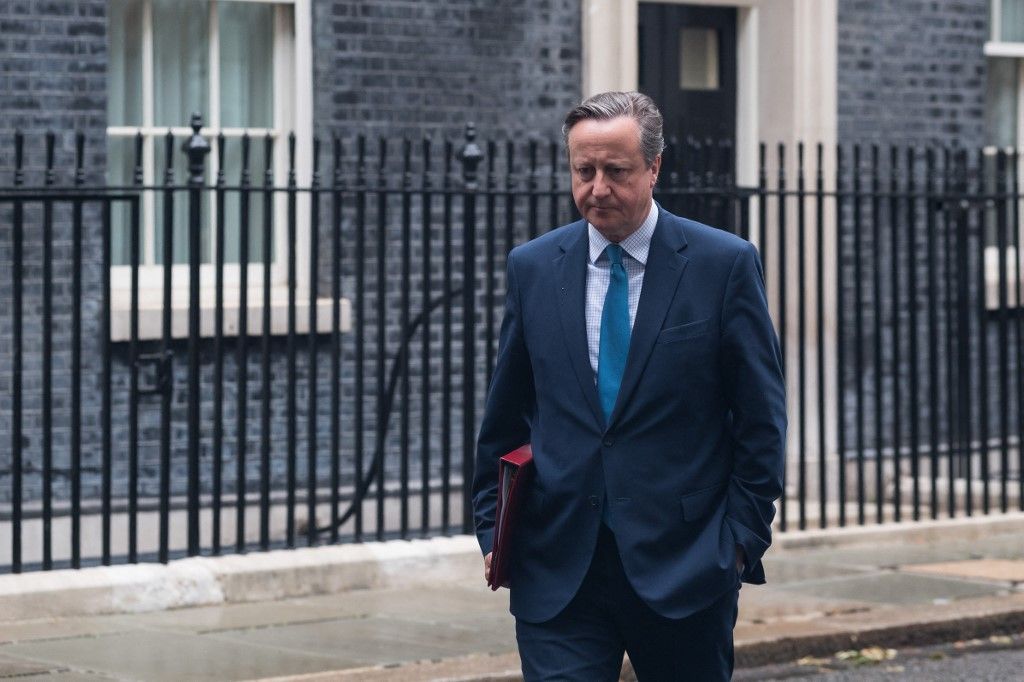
{"left": 1, "top": 121, "right": 1022, "bottom": 575}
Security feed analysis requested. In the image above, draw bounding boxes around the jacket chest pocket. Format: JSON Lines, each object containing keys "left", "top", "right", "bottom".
{"left": 657, "top": 318, "right": 711, "bottom": 344}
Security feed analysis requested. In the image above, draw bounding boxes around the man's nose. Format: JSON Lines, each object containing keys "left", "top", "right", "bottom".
{"left": 592, "top": 173, "right": 611, "bottom": 197}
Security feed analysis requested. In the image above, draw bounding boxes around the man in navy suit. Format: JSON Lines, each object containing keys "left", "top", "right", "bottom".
{"left": 472, "top": 91, "right": 786, "bottom": 681}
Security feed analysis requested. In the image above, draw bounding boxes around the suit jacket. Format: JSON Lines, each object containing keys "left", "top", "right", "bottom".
{"left": 472, "top": 206, "right": 786, "bottom": 623}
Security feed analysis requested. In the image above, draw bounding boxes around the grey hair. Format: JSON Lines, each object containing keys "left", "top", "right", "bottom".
{"left": 561, "top": 91, "right": 665, "bottom": 166}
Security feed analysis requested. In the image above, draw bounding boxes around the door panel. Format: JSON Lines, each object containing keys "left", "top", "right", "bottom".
{"left": 638, "top": 3, "right": 737, "bottom": 144}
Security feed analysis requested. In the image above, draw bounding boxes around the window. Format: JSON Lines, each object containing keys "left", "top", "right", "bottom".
{"left": 107, "top": 0, "right": 312, "bottom": 275}
{"left": 983, "top": 1, "right": 1024, "bottom": 308}
{"left": 991, "top": 0, "right": 1024, "bottom": 43}
{"left": 985, "top": 0, "right": 1024, "bottom": 147}
{"left": 106, "top": 0, "right": 317, "bottom": 338}
{"left": 985, "top": 57, "right": 1020, "bottom": 148}
{"left": 679, "top": 27, "right": 719, "bottom": 91}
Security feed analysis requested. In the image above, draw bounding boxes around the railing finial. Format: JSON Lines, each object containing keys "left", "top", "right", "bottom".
{"left": 459, "top": 122, "right": 484, "bottom": 190}
{"left": 182, "top": 112, "right": 211, "bottom": 186}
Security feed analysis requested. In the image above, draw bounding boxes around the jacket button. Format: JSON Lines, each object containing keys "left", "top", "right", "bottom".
{"left": 588, "top": 495, "right": 599, "bottom": 508}
{"left": 603, "top": 437, "right": 614, "bottom": 447}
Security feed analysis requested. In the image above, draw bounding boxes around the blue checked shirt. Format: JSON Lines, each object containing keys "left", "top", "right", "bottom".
{"left": 586, "top": 201, "right": 659, "bottom": 378}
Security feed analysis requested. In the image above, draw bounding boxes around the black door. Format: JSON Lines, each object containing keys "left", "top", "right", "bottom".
{"left": 638, "top": 3, "right": 737, "bottom": 144}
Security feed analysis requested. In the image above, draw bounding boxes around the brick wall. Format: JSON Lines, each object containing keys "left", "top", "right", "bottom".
{"left": 0, "top": 0, "right": 108, "bottom": 536}
{"left": 0, "top": 0, "right": 107, "bottom": 172}
{"left": 312, "top": 0, "right": 582, "bottom": 141}
{"left": 837, "top": 0, "right": 989, "bottom": 147}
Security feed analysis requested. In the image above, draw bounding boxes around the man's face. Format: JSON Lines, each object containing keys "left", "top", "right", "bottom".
{"left": 567, "top": 116, "right": 661, "bottom": 243}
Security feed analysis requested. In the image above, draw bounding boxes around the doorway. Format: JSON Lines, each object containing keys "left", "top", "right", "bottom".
{"left": 638, "top": 3, "right": 738, "bottom": 144}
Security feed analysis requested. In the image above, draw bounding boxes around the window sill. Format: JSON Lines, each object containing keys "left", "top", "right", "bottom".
{"left": 984, "top": 41, "right": 1024, "bottom": 58}
{"left": 984, "top": 246, "right": 1023, "bottom": 310}
{"left": 110, "top": 288, "right": 352, "bottom": 342}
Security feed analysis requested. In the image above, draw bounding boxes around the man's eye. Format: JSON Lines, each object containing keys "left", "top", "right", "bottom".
{"left": 577, "top": 167, "right": 594, "bottom": 178}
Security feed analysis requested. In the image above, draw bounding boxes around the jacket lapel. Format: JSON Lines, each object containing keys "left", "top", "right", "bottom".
{"left": 607, "top": 210, "right": 689, "bottom": 427}
{"left": 556, "top": 221, "right": 605, "bottom": 429}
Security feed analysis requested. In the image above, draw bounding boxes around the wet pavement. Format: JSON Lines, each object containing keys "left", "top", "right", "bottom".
{"left": 0, "top": 520, "right": 1021, "bottom": 681}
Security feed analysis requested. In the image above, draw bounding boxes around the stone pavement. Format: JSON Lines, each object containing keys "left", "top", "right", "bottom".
{"left": 0, "top": 515, "right": 1022, "bottom": 681}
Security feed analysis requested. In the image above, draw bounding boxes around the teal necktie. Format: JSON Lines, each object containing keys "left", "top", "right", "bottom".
{"left": 598, "top": 244, "right": 630, "bottom": 423}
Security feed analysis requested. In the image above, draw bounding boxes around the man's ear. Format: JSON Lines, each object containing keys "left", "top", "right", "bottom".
{"left": 650, "top": 154, "right": 662, "bottom": 187}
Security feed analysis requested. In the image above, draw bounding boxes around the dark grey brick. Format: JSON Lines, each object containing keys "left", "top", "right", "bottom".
{"left": 838, "top": 0, "right": 988, "bottom": 147}
{"left": 313, "top": 0, "right": 581, "bottom": 142}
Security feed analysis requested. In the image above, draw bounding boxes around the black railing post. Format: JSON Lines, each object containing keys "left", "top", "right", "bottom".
{"left": 953, "top": 150, "right": 972, "bottom": 499}
{"left": 287, "top": 132, "right": 298, "bottom": 548}
{"left": 308, "top": 136, "right": 322, "bottom": 547}
{"left": 420, "top": 137, "right": 434, "bottom": 536}
{"left": 996, "top": 149, "right": 1010, "bottom": 513}
{"left": 70, "top": 133, "right": 86, "bottom": 567}
{"left": 213, "top": 133, "right": 226, "bottom": 554}
{"left": 183, "top": 113, "right": 210, "bottom": 556}
{"left": 400, "top": 138, "right": 413, "bottom": 539}
{"left": 835, "top": 144, "right": 847, "bottom": 527}
{"left": 260, "top": 133, "right": 274, "bottom": 550}
{"left": 12, "top": 130, "right": 24, "bottom": 574}
{"left": 129, "top": 133, "right": 143, "bottom": 562}
{"left": 459, "top": 123, "right": 484, "bottom": 534}
{"left": 354, "top": 135, "right": 367, "bottom": 541}
{"left": 42, "top": 132, "right": 55, "bottom": 569}
{"left": 101, "top": 186, "right": 112, "bottom": 566}
{"left": 236, "top": 133, "right": 252, "bottom": 553}
{"left": 374, "top": 138, "right": 387, "bottom": 541}
{"left": 330, "top": 136, "right": 344, "bottom": 544}
{"left": 159, "top": 131, "right": 175, "bottom": 563}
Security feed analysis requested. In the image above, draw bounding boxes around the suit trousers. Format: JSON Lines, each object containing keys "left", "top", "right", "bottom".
{"left": 515, "top": 525, "right": 738, "bottom": 682}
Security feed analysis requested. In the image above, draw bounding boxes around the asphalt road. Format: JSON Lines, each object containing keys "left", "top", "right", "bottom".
{"left": 736, "top": 633, "right": 1024, "bottom": 681}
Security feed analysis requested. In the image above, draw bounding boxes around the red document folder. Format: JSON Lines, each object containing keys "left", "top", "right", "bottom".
{"left": 488, "top": 444, "right": 534, "bottom": 591}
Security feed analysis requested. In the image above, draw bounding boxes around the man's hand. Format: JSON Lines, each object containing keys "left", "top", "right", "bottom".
{"left": 484, "top": 552, "right": 493, "bottom": 583}
{"left": 735, "top": 544, "right": 746, "bottom": 576}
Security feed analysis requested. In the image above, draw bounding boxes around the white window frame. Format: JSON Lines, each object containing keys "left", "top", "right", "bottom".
{"left": 983, "top": 0, "right": 1024, "bottom": 309}
{"left": 106, "top": 0, "right": 331, "bottom": 340}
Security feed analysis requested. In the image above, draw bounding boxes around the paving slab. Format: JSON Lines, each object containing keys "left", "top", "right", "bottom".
{"left": 0, "top": 615, "right": 133, "bottom": 645}
{"left": 257, "top": 652, "right": 524, "bottom": 682}
{"left": 216, "top": 615, "right": 510, "bottom": 666}
{"left": 760, "top": 556, "right": 872, "bottom": 584}
{"left": 443, "top": 617, "right": 518, "bottom": 654}
{"left": 735, "top": 617, "right": 855, "bottom": 642}
{"left": 782, "top": 529, "right": 1024, "bottom": 568}
{"left": 738, "top": 587, "right": 872, "bottom": 622}
{"left": 115, "top": 598, "right": 336, "bottom": 634}
{"left": 7, "top": 672, "right": 116, "bottom": 681}
{"left": 293, "top": 585, "right": 509, "bottom": 621}
{"left": 0, "top": 651, "right": 59, "bottom": 677}
{"left": 782, "top": 542, "right": 994, "bottom": 569}
{"left": 1, "top": 630, "right": 360, "bottom": 682}
{"left": 774, "top": 571, "right": 1010, "bottom": 604}
{"left": 901, "top": 559, "right": 1024, "bottom": 583}
{"left": 967, "top": 531, "right": 1024, "bottom": 559}
{"left": 10, "top": 670, "right": 118, "bottom": 681}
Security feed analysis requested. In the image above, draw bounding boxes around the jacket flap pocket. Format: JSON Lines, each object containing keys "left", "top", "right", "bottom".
{"left": 680, "top": 482, "right": 726, "bottom": 521}
{"left": 657, "top": 318, "right": 710, "bottom": 344}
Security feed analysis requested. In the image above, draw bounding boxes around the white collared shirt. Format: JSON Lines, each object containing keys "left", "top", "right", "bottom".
{"left": 585, "top": 201, "right": 658, "bottom": 377}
